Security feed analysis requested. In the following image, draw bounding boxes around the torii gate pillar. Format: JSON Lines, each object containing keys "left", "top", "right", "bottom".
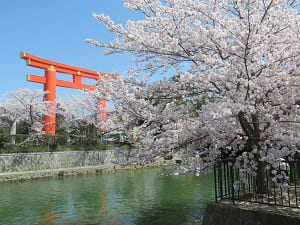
{"left": 43, "top": 66, "right": 56, "bottom": 136}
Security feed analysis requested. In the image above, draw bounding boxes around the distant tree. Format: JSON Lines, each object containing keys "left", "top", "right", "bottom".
{"left": 0, "top": 88, "right": 52, "bottom": 137}
{"left": 55, "top": 99, "right": 77, "bottom": 136}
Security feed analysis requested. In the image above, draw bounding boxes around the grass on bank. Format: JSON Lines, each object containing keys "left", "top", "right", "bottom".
{"left": 0, "top": 134, "right": 130, "bottom": 153}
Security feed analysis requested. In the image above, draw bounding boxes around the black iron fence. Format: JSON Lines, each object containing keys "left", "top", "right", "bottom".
{"left": 214, "top": 159, "right": 300, "bottom": 208}
{"left": 0, "top": 134, "right": 121, "bottom": 153}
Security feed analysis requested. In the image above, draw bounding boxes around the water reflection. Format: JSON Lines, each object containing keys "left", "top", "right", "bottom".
{"left": 38, "top": 205, "right": 56, "bottom": 225}
{"left": 0, "top": 169, "right": 214, "bottom": 225}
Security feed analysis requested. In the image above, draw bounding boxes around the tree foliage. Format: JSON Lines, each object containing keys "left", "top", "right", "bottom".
{"left": 87, "top": 0, "right": 300, "bottom": 175}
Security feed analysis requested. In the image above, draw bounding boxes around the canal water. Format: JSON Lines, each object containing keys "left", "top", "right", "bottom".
{"left": 0, "top": 168, "right": 214, "bottom": 225}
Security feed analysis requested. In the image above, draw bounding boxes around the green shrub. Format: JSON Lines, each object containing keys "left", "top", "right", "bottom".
{"left": 95, "top": 168, "right": 103, "bottom": 174}
{"left": 58, "top": 170, "right": 64, "bottom": 177}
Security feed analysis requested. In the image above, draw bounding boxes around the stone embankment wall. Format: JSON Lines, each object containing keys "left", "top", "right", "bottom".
{"left": 0, "top": 150, "right": 125, "bottom": 172}
{"left": 0, "top": 150, "right": 145, "bottom": 182}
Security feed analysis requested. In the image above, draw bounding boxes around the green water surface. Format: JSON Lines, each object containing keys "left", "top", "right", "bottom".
{"left": 0, "top": 168, "right": 214, "bottom": 225}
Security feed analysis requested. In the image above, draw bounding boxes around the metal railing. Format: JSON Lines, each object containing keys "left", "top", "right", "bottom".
{"left": 214, "top": 159, "right": 300, "bottom": 208}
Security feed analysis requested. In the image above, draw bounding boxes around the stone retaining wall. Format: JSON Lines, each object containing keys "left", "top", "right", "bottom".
{"left": 0, "top": 150, "right": 125, "bottom": 172}
{"left": 202, "top": 201, "right": 300, "bottom": 225}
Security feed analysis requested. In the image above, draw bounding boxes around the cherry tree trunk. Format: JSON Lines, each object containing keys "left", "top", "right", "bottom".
{"left": 256, "top": 161, "right": 267, "bottom": 194}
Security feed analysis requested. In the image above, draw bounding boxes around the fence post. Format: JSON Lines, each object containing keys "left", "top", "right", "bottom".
{"left": 214, "top": 164, "right": 217, "bottom": 202}
{"left": 230, "top": 164, "right": 235, "bottom": 204}
{"left": 219, "top": 162, "right": 223, "bottom": 200}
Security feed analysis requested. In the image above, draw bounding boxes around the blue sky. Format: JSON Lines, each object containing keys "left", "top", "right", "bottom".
{"left": 0, "top": 0, "right": 144, "bottom": 99}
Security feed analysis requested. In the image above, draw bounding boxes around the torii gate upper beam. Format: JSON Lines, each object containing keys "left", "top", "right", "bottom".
{"left": 20, "top": 52, "right": 119, "bottom": 136}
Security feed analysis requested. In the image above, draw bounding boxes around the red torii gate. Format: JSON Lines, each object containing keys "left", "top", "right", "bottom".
{"left": 20, "top": 52, "right": 119, "bottom": 136}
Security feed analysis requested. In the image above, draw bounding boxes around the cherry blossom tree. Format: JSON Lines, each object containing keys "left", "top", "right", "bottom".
{"left": 55, "top": 98, "right": 78, "bottom": 135}
{"left": 0, "top": 88, "right": 53, "bottom": 137}
{"left": 87, "top": 0, "right": 300, "bottom": 184}
{"left": 73, "top": 81, "right": 109, "bottom": 135}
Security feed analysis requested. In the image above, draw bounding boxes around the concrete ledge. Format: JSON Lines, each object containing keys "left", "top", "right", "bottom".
{"left": 202, "top": 200, "right": 300, "bottom": 225}
{"left": 0, "top": 164, "right": 150, "bottom": 182}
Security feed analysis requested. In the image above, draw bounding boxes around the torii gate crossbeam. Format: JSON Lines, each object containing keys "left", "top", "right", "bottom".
{"left": 20, "top": 52, "right": 119, "bottom": 136}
